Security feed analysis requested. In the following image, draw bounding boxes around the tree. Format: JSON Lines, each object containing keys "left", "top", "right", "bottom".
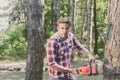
{"left": 103, "top": 0, "right": 120, "bottom": 80}
{"left": 87, "top": 0, "right": 93, "bottom": 52}
{"left": 25, "top": 0, "right": 44, "bottom": 80}
{"left": 93, "top": 0, "right": 98, "bottom": 55}
{"left": 53, "top": 0, "right": 60, "bottom": 32}
{"left": 71, "top": 0, "right": 76, "bottom": 34}
{"left": 80, "top": 0, "right": 87, "bottom": 43}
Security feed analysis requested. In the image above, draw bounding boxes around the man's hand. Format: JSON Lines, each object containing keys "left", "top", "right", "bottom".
{"left": 88, "top": 53, "right": 95, "bottom": 62}
{"left": 70, "top": 69, "right": 79, "bottom": 75}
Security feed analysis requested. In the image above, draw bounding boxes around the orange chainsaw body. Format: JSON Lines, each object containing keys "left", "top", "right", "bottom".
{"left": 79, "top": 65, "right": 97, "bottom": 75}
{"left": 77, "top": 62, "right": 98, "bottom": 76}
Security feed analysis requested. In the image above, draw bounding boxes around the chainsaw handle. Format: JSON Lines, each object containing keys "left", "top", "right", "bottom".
{"left": 77, "top": 61, "right": 98, "bottom": 76}
{"left": 89, "top": 61, "right": 92, "bottom": 76}
{"left": 89, "top": 59, "right": 95, "bottom": 63}
{"left": 89, "top": 61, "right": 98, "bottom": 76}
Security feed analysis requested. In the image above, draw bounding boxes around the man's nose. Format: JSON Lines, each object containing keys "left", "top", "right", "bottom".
{"left": 63, "top": 29, "right": 67, "bottom": 32}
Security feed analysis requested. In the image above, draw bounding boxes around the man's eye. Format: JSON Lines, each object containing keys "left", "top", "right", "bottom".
{"left": 66, "top": 28, "right": 69, "bottom": 30}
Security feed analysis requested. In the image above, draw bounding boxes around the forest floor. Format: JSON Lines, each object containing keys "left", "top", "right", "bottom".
{"left": 0, "top": 57, "right": 103, "bottom": 80}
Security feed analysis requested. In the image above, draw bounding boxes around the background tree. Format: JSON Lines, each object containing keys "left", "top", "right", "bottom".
{"left": 93, "top": 0, "right": 98, "bottom": 55}
{"left": 53, "top": 0, "right": 60, "bottom": 32}
{"left": 103, "top": 0, "right": 120, "bottom": 80}
{"left": 71, "top": 0, "right": 76, "bottom": 34}
{"left": 80, "top": 0, "right": 87, "bottom": 44}
{"left": 25, "top": 0, "right": 44, "bottom": 80}
{"left": 87, "top": 0, "right": 93, "bottom": 52}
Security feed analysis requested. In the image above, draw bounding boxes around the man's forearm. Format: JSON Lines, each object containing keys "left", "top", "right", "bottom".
{"left": 50, "top": 64, "right": 78, "bottom": 75}
{"left": 51, "top": 64, "right": 72, "bottom": 73}
{"left": 80, "top": 47, "right": 95, "bottom": 61}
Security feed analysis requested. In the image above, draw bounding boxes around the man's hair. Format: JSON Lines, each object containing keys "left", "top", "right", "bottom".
{"left": 57, "top": 17, "right": 71, "bottom": 26}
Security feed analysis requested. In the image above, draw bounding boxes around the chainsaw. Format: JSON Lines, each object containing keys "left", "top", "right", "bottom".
{"left": 76, "top": 61, "right": 98, "bottom": 76}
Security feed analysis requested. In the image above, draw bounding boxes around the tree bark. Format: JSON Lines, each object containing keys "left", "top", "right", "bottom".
{"left": 71, "top": 0, "right": 76, "bottom": 34}
{"left": 80, "top": 0, "right": 87, "bottom": 43}
{"left": 87, "top": 0, "right": 93, "bottom": 52}
{"left": 26, "top": 0, "right": 44, "bottom": 80}
{"left": 53, "top": 0, "right": 60, "bottom": 32}
{"left": 103, "top": 0, "right": 120, "bottom": 80}
{"left": 93, "top": 0, "right": 98, "bottom": 55}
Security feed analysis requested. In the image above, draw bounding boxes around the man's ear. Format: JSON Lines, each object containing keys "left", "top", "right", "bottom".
{"left": 57, "top": 26, "right": 59, "bottom": 30}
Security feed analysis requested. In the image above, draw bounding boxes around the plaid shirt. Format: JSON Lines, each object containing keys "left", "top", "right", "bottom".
{"left": 46, "top": 32, "right": 83, "bottom": 79}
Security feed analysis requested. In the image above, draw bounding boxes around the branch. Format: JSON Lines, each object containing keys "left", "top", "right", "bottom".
{"left": 97, "top": 29, "right": 105, "bottom": 45}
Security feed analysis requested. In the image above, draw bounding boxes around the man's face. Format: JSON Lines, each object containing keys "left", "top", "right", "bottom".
{"left": 57, "top": 23, "right": 70, "bottom": 40}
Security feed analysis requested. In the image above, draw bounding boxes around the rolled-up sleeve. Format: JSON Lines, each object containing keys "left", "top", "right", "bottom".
{"left": 72, "top": 35, "right": 83, "bottom": 52}
{"left": 46, "top": 39, "right": 57, "bottom": 67}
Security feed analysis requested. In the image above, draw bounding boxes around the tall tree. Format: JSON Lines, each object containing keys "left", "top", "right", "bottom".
{"left": 71, "top": 0, "right": 76, "bottom": 34}
{"left": 26, "top": 0, "right": 44, "bottom": 80}
{"left": 87, "top": 0, "right": 93, "bottom": 52}
{"left": 80, "top": 0, "right": 87, "bottom": 43}
{"left": 93, "top": 0, "right": 98, "bottom": 55}
{"left": 70, "top": 0, "right": 77, "bottom": 59}
{"left": 103, "top": 0, "right": 120, "bottom": 80}
{"left": 53, "top": 0, "right": 60, "bottom": 32}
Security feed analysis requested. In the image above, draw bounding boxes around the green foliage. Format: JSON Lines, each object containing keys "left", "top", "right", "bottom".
{"left": 0, "top": 24, "right": 27, "bottom": 60}
{"left": 60, "top": 0, "right": 71, "bottom": 17}
{"left": 44, "top": 0, "right": 54, "bottom": 36}
{"left": 95, "top": 0, "right": 108, "bottom": 57}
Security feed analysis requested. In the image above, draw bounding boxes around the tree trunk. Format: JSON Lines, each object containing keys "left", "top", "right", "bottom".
{"left": 67, "top": 0, "right": 71, "bottom": 17}
{"left": 53, "top": 0, "right": 60, "bottom": 32}
{"left": 51, "top": 1, "right": 54, "bottom": 31}
{"left": 71, "top": 0, "right": 76, "bottom": 34}
{"left": 103, "top": 0, "right": 120, "bottom": 80}
{"left": 26, "top": 0, "right": 44, "bottom": 80}
{"left": 80, "top": 0, "right": 87, "bottom": 43}
{"left": 93, "top": 0, "right": 98, "bottom": 55}
{"left": 87, "top": 0, "right": 93, "bottom": 52}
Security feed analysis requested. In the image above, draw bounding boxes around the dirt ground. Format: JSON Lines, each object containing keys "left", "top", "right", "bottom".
{"left": 0, "top": 58, "right": 103, "bottom": 80}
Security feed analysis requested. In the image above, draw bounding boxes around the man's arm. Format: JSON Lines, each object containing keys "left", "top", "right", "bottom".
{"left": 51, "top": 64, "right": 78, "bottom": 75}
{"left": 80, "top": 47, "right": 95, "bottom": 62}
{"left": 72, "top": 34, "right": 95, "bottom": 62}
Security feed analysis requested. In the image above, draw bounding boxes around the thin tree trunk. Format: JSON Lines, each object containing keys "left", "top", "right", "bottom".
{"left": 53, "top": 0, "right": 60, "bottom": 32}
{"left": 98, "top": 29, "right": 105, "bottom": 44}
{"left": 51, "top": 1, "right": 54, "bottom": 30}
{"left": 26, "top": 0, "right": 44, "bottom": 80}
{"left": 93, "top": 0, "right": 98, "bottom": 55}
{"left": 68, "top": 0, "right": 71, "bottom": 17}
{"left": 70, "top": 0, "right": 76, "bottom": 59}
{"left": 87, "top": 0, "right": 93, "bottom": 52}
{"left": 80, "top": 0, "right": 87, "bottom": 43}
{"left": 103, "top": 0, "right": 120, "bottom": 80}
{"left": 71, "top": 0, "right": 76, "bottom": 34}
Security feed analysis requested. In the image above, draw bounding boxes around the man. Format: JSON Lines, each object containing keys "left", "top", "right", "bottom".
{"left": 46, "top": 17, "right": 95, "bottom": 80}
